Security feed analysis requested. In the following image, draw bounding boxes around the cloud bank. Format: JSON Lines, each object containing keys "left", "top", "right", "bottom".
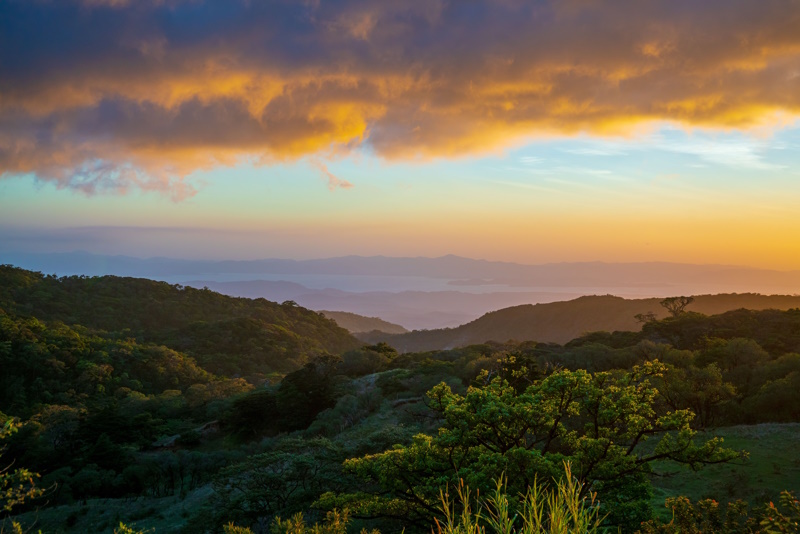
{"left": 1, "top": 0, "right": 799, "bottom": 197}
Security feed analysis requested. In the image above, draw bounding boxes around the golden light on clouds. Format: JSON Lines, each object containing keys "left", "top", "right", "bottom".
{"left": 1, "top": 0, "right": 799, "bottom": 197}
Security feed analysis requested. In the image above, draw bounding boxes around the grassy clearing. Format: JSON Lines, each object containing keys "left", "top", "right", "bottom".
{"left": 649, "top": 423, "right": 800, "bottom": 517}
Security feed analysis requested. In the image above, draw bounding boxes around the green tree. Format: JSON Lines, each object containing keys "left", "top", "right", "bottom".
{"left": 277, "top": 355, "right": 342, "bottom": 430}
{"left": 1, "top": 419, "right": 44, "bottom": 513}
{"left": 660, "top": 297, "right": 695, "bottom": 318}
{"left": 472, "top": 350, "right": 542, "bottom": 393}
{"left": 635, "top": 312, "right": 658, "bottom": 324}
{"left": 332, "top": 362, "right": 742, "bottom": 532}
{"left": 364, "top": 343, "right": 397, "bottom": 357}
{"left": 654, "top": 363, "right": 736, "bottom": 428}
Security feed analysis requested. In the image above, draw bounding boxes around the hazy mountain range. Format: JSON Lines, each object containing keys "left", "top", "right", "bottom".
{"left": 359, "top": 294, "right": 800, "bottom": 352}
{"left": 184, "top": 281, "right": 579, "bottom": 330}
{"left": 4, "top": 251, "right": 799, "bottom": 330}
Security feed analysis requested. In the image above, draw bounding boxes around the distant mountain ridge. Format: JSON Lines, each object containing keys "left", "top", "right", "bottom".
{"left": 361, "top": 294, "right": 800, "bottom": 352}
{"left": 6, "top": 251, "right": 800, "bottom": 291}
{"left": 6, "top": 251, "right": 800, "bottom": 330}
{"left": 189, "top": 280, "right": 579, "bottom": 330}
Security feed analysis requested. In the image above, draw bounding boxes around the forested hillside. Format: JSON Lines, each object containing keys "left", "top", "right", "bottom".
{"left": 0, "top": 265, "right": 359, "bottom": 379}
{"left": 363, "top": 293, "right": 800, "bottom": 352}
{"left": 3, "top": 266, "right": 800, "bottom": 534}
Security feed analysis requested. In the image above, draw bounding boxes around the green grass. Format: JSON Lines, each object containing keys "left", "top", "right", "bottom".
{"left": 649, "top": 423, "right": 800, "bottom": 517}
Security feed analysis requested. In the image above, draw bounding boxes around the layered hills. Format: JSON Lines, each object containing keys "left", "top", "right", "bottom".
{"left": 361, "top": 293, "right": 800, "bottom": 352}
{"left": 8, "top": 252, "right": 800, "bottom": 331}
{"left": 4, "top": 261, "right": 800, "bottom": 533}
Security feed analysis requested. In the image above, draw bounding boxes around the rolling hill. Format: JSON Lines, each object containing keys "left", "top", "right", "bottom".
{"left": 361, "top": 293, "right": 800, "bottom": 352}
{"left": 0, "top": 265, "right": 361, "bottom": 378}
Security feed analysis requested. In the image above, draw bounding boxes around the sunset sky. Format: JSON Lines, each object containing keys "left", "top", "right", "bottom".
{"left": 2, "top": 0, "right": 800, "bottom": 269}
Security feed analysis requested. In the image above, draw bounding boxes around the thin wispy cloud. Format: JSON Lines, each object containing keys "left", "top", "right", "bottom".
{"left": 561, "top": 147, "right": 628, "bottom": 157}
{"left": 660, "top": 139, "right": 787, "bottom": 171}
{"left": 311, "top": 161, "right": 355, "bottom": 192}
{"left": 553, "top": 167, "right": 614, "bottom": 176}
{"left": 555, "top": 130, "right": 787, "bottom": 171}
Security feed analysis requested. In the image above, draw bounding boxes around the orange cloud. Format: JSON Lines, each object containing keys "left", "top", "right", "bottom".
{"left": 1, "top": 0, "right": 799, "bottom": 196}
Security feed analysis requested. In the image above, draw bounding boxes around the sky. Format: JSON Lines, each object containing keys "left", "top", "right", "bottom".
{"left": 2, "top": 0, "right": 800, "bottom": 269}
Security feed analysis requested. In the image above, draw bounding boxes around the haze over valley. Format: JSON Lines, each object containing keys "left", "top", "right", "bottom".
{"left": 6, "top": 251, "right": 800, "bottom": 330}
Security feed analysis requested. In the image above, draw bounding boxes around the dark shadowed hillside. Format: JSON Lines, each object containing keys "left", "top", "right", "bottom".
{"left": 361, "top": 293, "right": 800, "bottom": 352}
{"left": 320, "top": 310, "right": 409, "bottom": 334}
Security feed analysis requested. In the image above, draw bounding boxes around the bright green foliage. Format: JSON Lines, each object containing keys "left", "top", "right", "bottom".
{"left": 637, "top": 496, "right": 759, "bottom": 533}
{"left": 637, "top": 491, "right": 799, "bottom": 533}
{"left": 434, "top": 464, "right": 604, "bottom": 534}
{"left": 0, "top": 419, "right": 44, "bottom": 534}
{"left": 338, "top": 362, "right": 742, "bottom": 531}
{"left": 0, "top": 521, "right": 26, "bottom": 534}
{"left": 760, "top": 491, "right": 800, "bottom": 533}
{"left": 471, "top": 350, "right": 542, "bottom": 393}
{"left": 1, "top": 419, "right": 44, "bottom": 513}
{"left": 0, "top": 308, "right": 214, "bottom": 414}
{"left": 271, "top": 509, "right": 351, "bottom": 534}
{"left": 270, "top": 509, "right": 381, "bottom": 534}
{"left": 114, "top": 523, "right": 148, "bottom": 534}
{"left": 273, "top": 466, "right": 605, "bottom": 534}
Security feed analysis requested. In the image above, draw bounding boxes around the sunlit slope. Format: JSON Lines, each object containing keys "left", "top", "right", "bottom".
{"left": 365, "top": 294, "right": 800, "bottom": 352}
{"left": 0, "top": 265, "right": 361, "bottom": 375}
